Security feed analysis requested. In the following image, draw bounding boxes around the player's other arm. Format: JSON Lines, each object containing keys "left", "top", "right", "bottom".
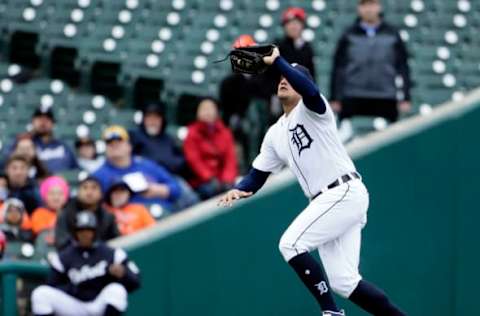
{"left": 264, "top": 47, "right": 326, "bottom": 114}
{"left": 218, "top": 168, "right": 270, "bottom": 207}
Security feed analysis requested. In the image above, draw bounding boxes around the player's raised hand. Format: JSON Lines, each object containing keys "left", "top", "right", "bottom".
{"left": 218, "top": 189, "right": 253, "bottom": 207}
{"left": 263, "top": 46, "right": 280, "bottom": 65}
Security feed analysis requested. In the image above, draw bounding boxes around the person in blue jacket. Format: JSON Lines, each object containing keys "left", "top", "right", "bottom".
{"left": 93, "top": 125, "right": 181, "bottom": 212}
{"left": 30, "top": 106, "right": 78, "bottom": 172}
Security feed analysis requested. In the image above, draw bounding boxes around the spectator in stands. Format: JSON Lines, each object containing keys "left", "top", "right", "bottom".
{"left": 29, "top": 106, "right": 79, "bottom": 172}
{"left": 330, "top": 0, "right": 411, "bottom": 122}
{"left": 0, "top": 198, "right": 33, "bottom": 242}
{"left": 130, "top": 103, "right": 186, "bottom": 175}
{"left": 219, "top": 35, "right": 272, "bottom": 167}
{"left": 0, "top": 173, "right": 7, "bottom": 206}
{"left": 11, "top": 133, "right": 50, "bottom": 181}
{"left": 219, "top": 35, "right": 267, "bottom": 127}
{"left": 55, "top": 176, "right": 119, "bottom": 250}
{"left": 278, "top": 7, "right": 316, "bottom": 80}
{"left": 75, "top": 136, "right": 105, "bottom": 173}
{"left": 4, "top": 155, "right": 40, "bottom": 214}
{"left": 261, "top": 7, "right": 317, "bottom": 119}
{"left": 31, "top": 176, "right": 69, "bottom": 245}
{"left": 184, "top": 98, "right": 238, "bottom": 200}
{"left": 129, "top": 104, "right": 199, "bottom": 209}
{"left": 104, "top": 179, "right": 155, "bottom": 236}
{"left": 93, "top": 125, "right": 182, "bottom": 213}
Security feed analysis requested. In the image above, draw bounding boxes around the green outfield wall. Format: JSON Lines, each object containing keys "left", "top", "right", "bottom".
{"left": 118, "top": 98, "right": 480, "bottom": 316}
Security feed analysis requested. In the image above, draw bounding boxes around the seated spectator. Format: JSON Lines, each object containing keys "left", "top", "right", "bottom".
{"left": 55, "top": 176, "right": 119, "bottom": 250}
{"left": 104, "top": 179, "right": 155, "bottom": 236}
{"left": 0, "top": 173, "right": 7, "bottom": 206}
{"left": 4, "top": 155, "right": 40, "bottom": 214}
{"left": 28, "top": 106, "right": 78, "bottom": 172}
{"left": 0, "top": 198, "right": 33, "bottom": 242}
{"left": 31, "top": 176, "right": 70, "bottom": 245}
{"left": 184, "top": 98, "right": 238, "bottom": 200}
{"left": 11, "top": 133, "right": 50, "bottom": 181}
{"left": 93, "top": 125, "right": 181, "bottom": 213}
{"left": 31, "top": 211, "right": 140, "bottom": 316}
{"left": 129, "top": 104, "right": 199, "bottom": 210}
{"left": 75, "top": 136, "right": 105, "bottom": 173}
{"left": 130, "top": 103, "right": 187, "bottom": 175}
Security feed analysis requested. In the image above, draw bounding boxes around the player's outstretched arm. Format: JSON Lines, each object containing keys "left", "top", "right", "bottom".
{"left": 264, "top": 47, "right": 326, "bottom": 114}
{"left": 218, "top": 167, "right": 270, "bottom": 207}
{"left": 218, "top": 189, "right": 253, "bottom": 207}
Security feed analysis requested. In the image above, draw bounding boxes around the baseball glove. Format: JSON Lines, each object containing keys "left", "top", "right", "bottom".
{"left": 215, "top": 44, "right": 276, "bottom": 75}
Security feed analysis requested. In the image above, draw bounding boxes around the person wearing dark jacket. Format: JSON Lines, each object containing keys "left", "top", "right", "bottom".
{"left": 4, "top": 154, "right": 41, "bottom": 214}
{"left": 258, "top": 7, "right": 317, "bottom": 121}
{"left": 129, "top": 103, "right": 186, "bottom": 175}
{"left": 330, "top": 0, "right": 411, "bottom": 122}
{"left": 32, "top": 211, "right": 140, "bottom": 316}
{"left": 55, "top": 176, "right": 119, "bottom": 250}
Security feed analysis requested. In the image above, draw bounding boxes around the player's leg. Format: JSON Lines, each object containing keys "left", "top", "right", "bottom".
{"left": 88, "top": 283, "right": 128, "bottom": 316}
{"left": 31, "top": 285, "right": 90, "bottom": 316}
{"left": 319, "top": 216, "right": 406, "bottom": 315}
{"left": 278, "top": 181, "right": 367, "bottom": 313}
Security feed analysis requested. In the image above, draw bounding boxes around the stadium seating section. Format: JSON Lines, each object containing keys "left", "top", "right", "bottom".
{"left": 0, "top": 0, "right": 479, "bottom": 153}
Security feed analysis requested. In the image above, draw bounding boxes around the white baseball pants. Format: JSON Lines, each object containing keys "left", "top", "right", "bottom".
{"left": 279, "top": 179, "right": 369, "bottom": 298}
{"left": 31, "top": 283, "right": 128, "bottom": 316}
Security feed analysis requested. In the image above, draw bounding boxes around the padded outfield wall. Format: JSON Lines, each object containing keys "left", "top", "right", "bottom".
{"left": 113, "top": 90, "right": 480, "bottom": 316}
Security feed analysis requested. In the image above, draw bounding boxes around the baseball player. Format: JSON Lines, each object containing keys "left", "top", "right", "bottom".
{"left": 31, "top": 211, "right": 140, "bottom": 316}
{"left": 219, "top": 47, "right": 405, "bottom": 316}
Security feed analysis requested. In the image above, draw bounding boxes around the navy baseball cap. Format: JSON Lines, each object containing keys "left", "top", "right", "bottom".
{"left": 291, "top": 63, "right": 314, "bottom": 81}
{"left": 32, "top": 106, "right": 55, "bottom": 122}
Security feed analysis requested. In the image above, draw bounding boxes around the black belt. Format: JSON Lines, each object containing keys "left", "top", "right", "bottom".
{"left": 310, "top": 172, "right": 361, "bottom": 201}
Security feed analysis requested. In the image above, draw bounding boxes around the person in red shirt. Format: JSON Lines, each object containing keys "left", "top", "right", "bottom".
{"left": 31, "top": 176, "right": 69, "bottom": 245}
{"left": 104, "top": 180, "right": 155, "bottom": 235}
{"left": 184, "top": 98, "right": 238, "bottom": 200}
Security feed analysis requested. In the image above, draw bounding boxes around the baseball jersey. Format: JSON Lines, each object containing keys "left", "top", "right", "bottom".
{"left": 252, "top": 96, "right": 356, "bottom": 199}
{"left": 47, "top": 242, "right": 140, "bottom": 301}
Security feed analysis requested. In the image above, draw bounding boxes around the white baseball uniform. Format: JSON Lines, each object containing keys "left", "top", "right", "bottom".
{"left": 253, "top": 96, "right": 369, "bottom": 298}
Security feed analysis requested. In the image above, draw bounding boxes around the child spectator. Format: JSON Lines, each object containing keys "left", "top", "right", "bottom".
{"left": 31, "top": 176, "right": 69, "bottom": 245}
{"left": 184, "top": 98, "right": 238, "bottom": 200}
{"left": 75, "top": 136, "right": 105, "bottom": 173}
{"left": 104, "top": 179, "right": 155, "bottom": 235}
{"left": 0, "top": 198, "right": 33, "bottom": 242}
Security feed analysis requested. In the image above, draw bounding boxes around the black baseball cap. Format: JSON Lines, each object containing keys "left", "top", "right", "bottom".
{"left": 32, "top": 106, "right": 55, "bottom": 121}
{"left": 291, "top": 63, "right": 314, "bottom": 81}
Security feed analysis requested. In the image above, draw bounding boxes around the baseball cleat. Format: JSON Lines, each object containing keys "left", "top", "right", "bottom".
{"left": 322, "top": 310, "right": 345, "bottom": 316}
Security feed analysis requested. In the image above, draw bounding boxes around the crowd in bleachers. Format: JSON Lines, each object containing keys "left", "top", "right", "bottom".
{"left": 1, "top": 0, "right": 479, "bottom": 262}
{"left": 0, "top": 95, "right": 242, "bottom": 259}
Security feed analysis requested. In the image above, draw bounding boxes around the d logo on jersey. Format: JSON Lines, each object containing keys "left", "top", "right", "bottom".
{"left": 289, "top": 124, "right": 313, "bottom": 155}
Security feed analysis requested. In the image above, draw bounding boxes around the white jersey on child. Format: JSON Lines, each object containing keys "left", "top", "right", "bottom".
{"left": 253, "top": 96, "right": 356, "bottom": 198}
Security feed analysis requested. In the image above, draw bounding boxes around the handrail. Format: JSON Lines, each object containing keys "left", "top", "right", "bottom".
{"left": 0, "top": 260, "right": 48, "bottom": 316}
